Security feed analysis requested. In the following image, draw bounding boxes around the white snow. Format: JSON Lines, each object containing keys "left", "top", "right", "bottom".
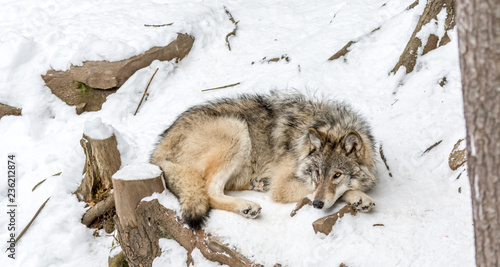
{"left": 0, "top": 0, "right": 474, "bottom": 266}
{"left": 83, "top": 117, "right": 115, "bottom": 140}
{"left": 112, "top": 163, "right": 162, "bottom": 181}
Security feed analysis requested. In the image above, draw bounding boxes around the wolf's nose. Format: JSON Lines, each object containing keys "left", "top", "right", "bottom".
{"left": 313, "top": 200, "right": 324, "bottom": 209}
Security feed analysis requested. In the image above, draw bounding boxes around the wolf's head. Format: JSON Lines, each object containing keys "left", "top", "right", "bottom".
{"left": 296, "top": 127, "right": 376, "bottom": 209}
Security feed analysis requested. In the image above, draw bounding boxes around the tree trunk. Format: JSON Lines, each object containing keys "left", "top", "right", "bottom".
{"left": 456, "top": 0, "right": 500, "bottom": 266}
{"left": 112, "top": 163, "right": 166, "bottom": 266}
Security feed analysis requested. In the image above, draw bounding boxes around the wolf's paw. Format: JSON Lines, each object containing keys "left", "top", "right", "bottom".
{"left": 250, "top": 177, "right": 271, "bottom": 192}
{"left": 239, "top": 201, "right": 262, "bottom": 218}
{"left": 351, "top": 195, "right": 375, "bottom": 212}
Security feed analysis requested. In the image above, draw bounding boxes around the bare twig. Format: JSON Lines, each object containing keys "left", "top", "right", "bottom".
{"left": 7, "top": 197, "right": 50, "bottom": 251}
{"left": 379, "top": 144, "right": 393, "bottom": 177}
{"left": 32, "top": 172, "right": 62, "bottom": 192}
{"left": 328, "top": 27, "right": 380, "bottom": 61}
{"left": 422, "top": 140, "right": 443, "bottom": 155}
{"left": 224, "top": 6, "right": 239, "bottom": 51}
{"left": 134, "top": 68, "right": 159, "bottom": 115}
{"left": 144, "top": 23, "right": 173, "bottom": 27}
{"left": 202, "top": 82, "right": 240, "bottom": 92}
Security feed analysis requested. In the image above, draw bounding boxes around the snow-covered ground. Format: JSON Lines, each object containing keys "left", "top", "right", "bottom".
{"left": 0, "top": 0, "right": 474, "bottom": 266}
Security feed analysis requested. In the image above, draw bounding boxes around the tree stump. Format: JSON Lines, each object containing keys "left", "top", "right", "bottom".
{"left": 112, "top": 163, "right": 165, "bottom": 267}
{"left": 112, "top": 163, "right": 165, "bottom": 228}
{"left": 75, "top": 118, "right": 121, "bottom": 230}
{"left": 112, "top": 163, "right": 262, "bottom": 267}
{"left": 75, "top": 128, "right": 121, "bottom": 204}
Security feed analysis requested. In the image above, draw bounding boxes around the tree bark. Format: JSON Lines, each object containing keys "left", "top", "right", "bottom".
{"left": 75, "top": 133, "right": 121, "bottom": 204}
{"left": 122, "top": 199, "right": 263, "bottom": 267}
{"left": 456, "top": 0, "right": 500, "bottom": 266}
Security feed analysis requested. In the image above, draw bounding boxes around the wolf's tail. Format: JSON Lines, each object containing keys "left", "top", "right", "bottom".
{"left": 155, "top": 160, "right": 210, "bottom": 229}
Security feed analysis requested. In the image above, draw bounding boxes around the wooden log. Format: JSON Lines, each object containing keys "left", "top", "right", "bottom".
{"left": 117, "top": 198, "right": 263, "bottom": 267}
{"left": 81, "top": 192, "right": 116, "bottom": 227}
{"left": 75, "top": 132, "right": 121, "bottom": 203}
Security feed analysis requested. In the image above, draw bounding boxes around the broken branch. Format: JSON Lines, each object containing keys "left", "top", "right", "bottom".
{"left": 134, "top": 68, "right": 159, "bottom": 116}
{"left": 202, "top": 82, "right": 241, "bottom": 92}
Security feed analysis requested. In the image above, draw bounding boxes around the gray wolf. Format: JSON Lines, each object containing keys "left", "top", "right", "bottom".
{"left": 150, "top": 92, "right": 378, "bottom": 229}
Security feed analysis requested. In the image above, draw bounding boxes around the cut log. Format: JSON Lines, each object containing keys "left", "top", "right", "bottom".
{"left": 112, "top": 163, "right": 165, "bottom": 228}
{"left": 312, "top": 204, "right": 357, "bottom": 235}
{"left": 75, "top": 132, "right": 121, "bottom": 203}
{"left": 81, "top": 192, "right": 116, "bottom": 227}
{"left": 115, "top": 198, "right": 263, "bottom": 267}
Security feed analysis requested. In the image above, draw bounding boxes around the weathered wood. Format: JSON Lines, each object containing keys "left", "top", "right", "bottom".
{"left": 0, "top": 103, "right": 21, "bottom": 119}
{"left": 290, "top": 197, "right": 312, "bottom": 217}
{"left": 82, "top": 192, "right": 116, "bottom": 227}
{"left": 391, "top": 0, "right": 455, "bottom": 74}
{"left": 312, "top": 204, "right": 357, "bottom": 235}
{"left": 75, "top": 133, "right": 121, "bottom": 203}
{"left": 456, "top": 0, "right": 500, "bottom": 264}
{"left": 69, "top": 33, "right": 195, "bottom": 89}
{"left": 448, "top": 139, "right": 466, "bottom": 170}
{"left": 112, "top": 164, "right": 164, "bottom": 228}
{"left": 116, "top": 198, "right": 262, "bottom": 267}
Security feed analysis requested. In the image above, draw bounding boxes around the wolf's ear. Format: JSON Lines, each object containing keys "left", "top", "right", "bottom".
{"left": 308, "top": 128, "right": 324, "bottom": 150}
{"left": 343, "top": 130, "right": 363, "bottom": 154}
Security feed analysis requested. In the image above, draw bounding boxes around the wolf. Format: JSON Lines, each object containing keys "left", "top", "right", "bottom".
{"left": 150, "top": 92, "right": 378, "bottom": 229}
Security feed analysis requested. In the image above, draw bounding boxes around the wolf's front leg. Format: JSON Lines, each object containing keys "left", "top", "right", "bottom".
{"left": 340, "top": 190, "right": 375, "bottom": 212}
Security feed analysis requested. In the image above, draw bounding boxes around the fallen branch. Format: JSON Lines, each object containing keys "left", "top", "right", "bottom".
{"left": 32, "top": 172, "right": 62, "bottom": 192}
{"left": 379, "top": 144, "right": 393, "bottom": 177}
{"left": 7, "top": 197, "right": 50, "bottom": 251}
{"left": 224, "top": 6, "right": 239, "bottom": 51}
{"left": 202, "top": 82, "right": 240, "bottom": 92}
{"left": 422, "top": 140, "right": 442, "bottom": 155}
{"left": 312, "top": 204, "right": 357, "bottom": 235}
{"left": 134, "top": 68, "right": 159, "bottom": 116}
{"left": 328, "top": 27, "right": 380, "bottom": 61}
{"left": 82, "top": 192, "right": 116, "bottom": 227}
{"left": 328, "top": 41, "right": 355, "bottom": 61}
{"left": 144, "top": 23, "right": 173, "bottom": 27}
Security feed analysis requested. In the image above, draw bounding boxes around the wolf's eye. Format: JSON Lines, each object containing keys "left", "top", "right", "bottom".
{"left": 333, "top": 172, "right": 342, "bottom": 179}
